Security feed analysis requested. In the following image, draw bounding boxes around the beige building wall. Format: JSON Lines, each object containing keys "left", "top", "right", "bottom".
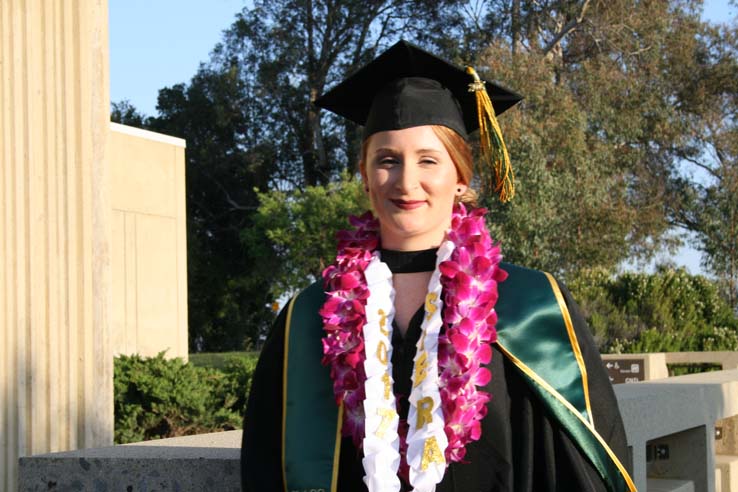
{"left": 110, "top": 123, "right": 188, "bottom": 359}
{"left": 0, "top": 0, "right": 113, "bottom": 490}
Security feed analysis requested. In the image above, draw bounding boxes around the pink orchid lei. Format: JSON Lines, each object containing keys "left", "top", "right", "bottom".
{"left": 320, "top": 204, "right": 507, "bottom": 477}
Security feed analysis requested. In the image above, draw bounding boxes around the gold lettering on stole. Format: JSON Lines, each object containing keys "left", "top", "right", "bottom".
{"left": 416, "top": 396, "right": 434, "bottom": 429}
{"left": 413, "top": 351, "right": 429, "bottom": 388}
{"left": 382, "top": 372, "right": 392, "bottom": 400}
{"left": 377, "top": 340, "right": 388, "bottom": 365}
{"left": 375, "top": 408, "right": 396, "bottom": 438}
{"left": 420, "top": 436, "right": 445, "bottom": 470}
{"left": 424, "top": 292, "right": 438, "bottom": 321}
{"left": 378, "top": 308, "right": 389, "bottom": 336}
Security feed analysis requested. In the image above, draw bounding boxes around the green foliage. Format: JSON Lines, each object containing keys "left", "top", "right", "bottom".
{"left": 220, "top": 357, "right": 259, "bottom": 418}
{"left": 188, "top": 351, "right": 259, "bottom": 371}
{"left": 474, "top": 2, "right": 708, "bottom": 275}
{"left": 187, "top": 351, "right": 260, "bottom": 417}
{"left": 110, "top": 99, "right": 146, "bottom": 127}
{"left": 113, "top": 353, "right": 254, "bottom": 444}
{"left": 568, "top": 267, "right": 738, "bottom": 353}
{"left": 244, "top": 172, "right": 369, "bottom": 299}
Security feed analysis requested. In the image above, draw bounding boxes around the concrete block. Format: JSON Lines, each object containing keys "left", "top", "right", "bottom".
{"left": 716, "top": 454, "right": 738, "bottom": 492}
{"left": 18, "top": 431, "right": 242, "bottom": 492}
{"left": 647, "top": 479, "right": 695, "bottom": 492}
{"left": 614, "top": 369, "right": 738, "bottom": 492}
{"left": 646, "top": 427, "right": 709, "bottom": 491}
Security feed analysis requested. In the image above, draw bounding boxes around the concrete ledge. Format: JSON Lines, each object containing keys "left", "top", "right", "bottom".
{"left": 18, "top": 431, "right": 242, "bottom": 492}
{"left": 647, "top": 478, "right": 695, "bottom": 492}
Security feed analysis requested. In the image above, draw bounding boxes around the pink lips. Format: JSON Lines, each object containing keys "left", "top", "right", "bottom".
{"left": 391, "top": 199, "right": 426, "bottom": 210}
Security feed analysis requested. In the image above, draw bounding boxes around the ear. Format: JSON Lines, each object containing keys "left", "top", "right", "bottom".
{"left": 455, "top": 183, "right": 468, "bottom": 196}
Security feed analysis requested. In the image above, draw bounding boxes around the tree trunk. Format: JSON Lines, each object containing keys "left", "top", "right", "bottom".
{"left": 511, "top": 0, "right": 521, "bottom": 59}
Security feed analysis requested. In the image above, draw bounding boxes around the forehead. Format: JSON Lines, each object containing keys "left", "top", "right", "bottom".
{"left": 367, "top": 125, "right": 447, "bottom": 153}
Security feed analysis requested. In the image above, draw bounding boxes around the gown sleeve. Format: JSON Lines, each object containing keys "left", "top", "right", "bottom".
{"left": 241, "top": 306, "right": 288, "bottom": 492}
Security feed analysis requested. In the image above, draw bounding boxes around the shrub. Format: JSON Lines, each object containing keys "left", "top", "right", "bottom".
{"left": 114, "top": 352, "right": 246, "bottom": 444}
{"left": 568, "top": 267, "right": 738, "bottom": 353}
{"left": 220, "top": 356, "right": 259, "bottom": 418}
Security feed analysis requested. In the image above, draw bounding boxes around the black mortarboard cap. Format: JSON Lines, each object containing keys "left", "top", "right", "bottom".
{"left": 314, "top": 40, "right": 523, "bottom": 140}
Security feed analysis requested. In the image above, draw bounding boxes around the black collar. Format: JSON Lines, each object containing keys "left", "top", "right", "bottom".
{"left": 379, "top": 248, "right": 438, "bottom": 273}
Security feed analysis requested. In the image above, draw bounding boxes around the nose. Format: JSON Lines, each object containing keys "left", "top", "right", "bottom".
{"left": 395, "top": 160, "right": 419, "bottom": 193}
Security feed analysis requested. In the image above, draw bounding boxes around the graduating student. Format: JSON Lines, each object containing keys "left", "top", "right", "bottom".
{"left": 242, "top": 40, "right": 635, "bottom": 492}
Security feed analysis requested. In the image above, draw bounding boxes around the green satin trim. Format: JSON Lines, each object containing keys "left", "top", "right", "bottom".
{"left": 283, "top": 281, "right": 341, "bottom": 492}
{"left": 495, "top": 263, "right": 591, "bottom": 422}
{"left": 496, "top": 263, "right": 635, "bottom": 492}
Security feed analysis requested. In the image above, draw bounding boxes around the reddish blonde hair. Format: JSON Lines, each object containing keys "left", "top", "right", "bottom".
{"left": 359, "top": 125, "right": 478, "bottom": 206}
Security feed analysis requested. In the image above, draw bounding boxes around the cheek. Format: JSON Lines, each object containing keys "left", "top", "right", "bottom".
{"left": 367, "top": 169, "right": 391, "bottom": 193}
{"left": 431, "top": 168, "right": 462, "bottom": 197}
{"left": 364, "top": 172, "right": 387, "bottom": 209}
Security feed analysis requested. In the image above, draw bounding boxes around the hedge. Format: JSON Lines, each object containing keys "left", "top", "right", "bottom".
{"left": 568, "top": 267, "right": 738, "bottom": 353}
{"left": 114, "top": 352, "right": 258, "bottom": 444}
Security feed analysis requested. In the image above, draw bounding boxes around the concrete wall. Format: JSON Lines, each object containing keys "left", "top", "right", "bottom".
{"left": 110, "top": 123, "right": 188, "bottom": 359}
{"left": 0, "top": 1, "right": 113, "bottom": 490}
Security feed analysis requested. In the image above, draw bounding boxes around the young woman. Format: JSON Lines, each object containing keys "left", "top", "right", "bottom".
{"left": 242, "top": 40, "right": 635, "bottom": 492}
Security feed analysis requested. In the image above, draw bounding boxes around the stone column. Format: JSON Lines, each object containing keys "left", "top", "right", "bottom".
{"left": 0, "top": 0, "right": 113, "bottom": 489}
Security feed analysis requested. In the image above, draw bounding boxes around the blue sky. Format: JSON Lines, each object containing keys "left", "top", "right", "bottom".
{"left": 109, "top": 0, "right": 736, "bottom": 275}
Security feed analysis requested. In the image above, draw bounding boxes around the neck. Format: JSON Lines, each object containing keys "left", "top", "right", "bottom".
{"left": 378, "top": 227, "right": 447, "bottom": 251}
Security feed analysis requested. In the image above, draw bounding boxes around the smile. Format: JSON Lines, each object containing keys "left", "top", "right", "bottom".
{"left": 391, "top": 199, "right": 426, "bottom": 210}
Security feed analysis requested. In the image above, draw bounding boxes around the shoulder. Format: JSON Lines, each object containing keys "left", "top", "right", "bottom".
{"left": 496, "top": 262, "right": 562, "bottom": 308}
{"left": 290, "top": 279, "right": 325, "bottom": 313}
{"left": 499, "top": 261, "right": 554, "bottom": 286}
{"left": 280, "top": 280, "right": 326, "bottom": 340}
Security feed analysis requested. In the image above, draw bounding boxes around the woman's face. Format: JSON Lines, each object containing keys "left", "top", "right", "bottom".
{"left": 362, "top": 125, "right": 467, "bottom": 250}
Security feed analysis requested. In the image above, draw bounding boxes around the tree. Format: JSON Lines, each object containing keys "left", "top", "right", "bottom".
{"left": 142, "top": 0, "right": 469, "bottom": 348}
{"left": 665, "top": 20, "right": 738, "bottom": 309}
{"left": 114, "top": 0, "right": 738, "bottom": 350}
{"left": 215, "top": 0, "right": 467, "bottom": 188}
{"left": 111, "top": 99, "right": 147, "bottom": 127}
{"left": 429, "top": 0, "right": 738, "bottom": 297}
{"left": 243, "top": 173, "right": 369, "bottom": 299}
{"left": 144, "top": 63, "right": 278, "bottom": 351}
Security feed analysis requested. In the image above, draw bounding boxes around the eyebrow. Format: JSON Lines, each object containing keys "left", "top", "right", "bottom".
{"left": 372, "top": 147, "right": 443, "bottom": 155}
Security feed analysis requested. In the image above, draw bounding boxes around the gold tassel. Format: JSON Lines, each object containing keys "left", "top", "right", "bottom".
{"left": 466, "top": 66, "right": 515, "bottom": 203}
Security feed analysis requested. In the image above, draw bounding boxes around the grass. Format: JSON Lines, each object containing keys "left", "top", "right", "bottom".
{"left": 189, "top": 351, "right": 259, "bottom": 370}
